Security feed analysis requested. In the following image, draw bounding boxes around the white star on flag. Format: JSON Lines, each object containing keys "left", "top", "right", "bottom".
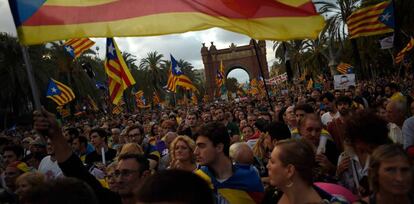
{"left": 65, "top": 46, "right": 73, "bottom": 53}
{"left": 108, "top": 43, "right": 115, "bottom": 56}
{"left": 51, "top": 87, "right": 57, "bottom": 93}
{"left": 175, "top": 66, "right": 182, "bottom": 73}
{"left": 381, "top": 12, "right": 391, "bottom": 22}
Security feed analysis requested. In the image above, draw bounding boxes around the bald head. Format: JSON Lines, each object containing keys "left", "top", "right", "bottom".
{"left": 229, "top": 142, "right": 254, "bottom": 165}
{"left": 386, "top": 100, "right": 406, "bottom": 126}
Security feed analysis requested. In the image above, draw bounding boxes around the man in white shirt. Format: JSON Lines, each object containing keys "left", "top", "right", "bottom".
{"left": 321, "top": 92, "right": 340, "bottom": 126}
{"left": 38, "top": 139, "right": 63, "bottom": 180}
{"left": 386, "top": 100, "right": 407, "bottom": 145}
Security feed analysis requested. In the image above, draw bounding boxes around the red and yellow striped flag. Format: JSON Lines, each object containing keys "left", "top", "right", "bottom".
{"left": 104, "top": 38, "right": 136, "bottom": 105}
{"left": 347, "top": 2, "right": 393, "bottom": 39}
{"left": 337, "top": 63, "right": 353, "bottom": 75}
{"left": 395, "top": 38, "right": 414, "bottom": 64}
{"left": 10, "top": 0, "right": 324, "bottom": 45}
{"left": 64, "top": 38, "right": 95, "bottom": 58}
{"left": 153, "top": 92, "right": 160, "bottom": 104}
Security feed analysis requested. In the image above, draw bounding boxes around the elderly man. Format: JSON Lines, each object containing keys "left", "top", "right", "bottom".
{"left": 386, "top": 100, "right": 407, "bottom": 145}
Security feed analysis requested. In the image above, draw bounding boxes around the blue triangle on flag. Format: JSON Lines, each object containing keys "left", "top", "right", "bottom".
{"left": 46, "top": 79, "right": 61, "bottom": 96}
{"left": 378, "top": 2, "right": 395, "bottom": 29}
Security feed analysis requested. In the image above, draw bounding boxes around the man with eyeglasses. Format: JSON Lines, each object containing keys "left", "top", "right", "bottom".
{"left": 115, "top": 153, "right": 150, "bottom": 204}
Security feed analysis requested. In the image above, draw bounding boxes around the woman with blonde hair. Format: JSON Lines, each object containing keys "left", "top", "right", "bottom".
{"left": 356, "top": 144, "right": 413, "bottom": 204}
{"left": 15, "top": 172, "right": 45, "bottom": 198}
{"left": 118, "top": 143, "right": 144, "bottom": 156}
{"left": 168, "top": 136, "right": 196, "bottom": 172}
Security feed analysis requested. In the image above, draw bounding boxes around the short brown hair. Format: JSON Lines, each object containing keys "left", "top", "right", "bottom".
{"left": 275, "top": 139, "right": 316, "bottom": 185}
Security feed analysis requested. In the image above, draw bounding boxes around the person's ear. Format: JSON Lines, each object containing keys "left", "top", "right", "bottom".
{"left": 286, "top": 164, "right": 295, "bottom": 179}
{"left": 216, "top": 143, "right": 224, "bottom": 153}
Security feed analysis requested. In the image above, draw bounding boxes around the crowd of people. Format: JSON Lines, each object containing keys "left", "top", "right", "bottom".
{"left": 0, "top": 74, "right": 414, "bottom": 204}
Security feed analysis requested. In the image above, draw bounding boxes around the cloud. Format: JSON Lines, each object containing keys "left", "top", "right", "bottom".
{"left": 0, "top": 0, "right": 17, "bottom": 36}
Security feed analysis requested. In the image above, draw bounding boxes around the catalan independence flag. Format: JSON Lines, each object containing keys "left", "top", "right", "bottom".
{"left": 135, "top": 90, "right": 150, "bottom": 108}
{"left": 216, "top": 60, "right": 225, "bottom": 87}
{"left": 347, "top": 1, "right": 394, "bottom": 39}
{"left": 337, "top": 63, "right": 353, "bottom": 74}
{"left": 105, "top": 38, "right": 136, "bottom": 105}
{"left": 46, "top": 78, "right": 75, "bottom": 106}
{"left": 64, "top": 38, "right": 95, "bottom": 58}
{"left": 165, "top": 55, "right": 198, "bottom": 93}
{"left": 395, "top": 38, "right": 414, "bottom": 64}
{"left": 9, "top": 0, "right": 324, "bottom": 45}
{"left": 195, "top": 165, "right": 264, "bottom": 204}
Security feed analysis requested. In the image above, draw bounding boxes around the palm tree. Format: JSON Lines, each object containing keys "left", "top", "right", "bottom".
{"left": 273, "top": 40, "right": 306, "bottom": 78}
{"left": 139, "top": 51, "right": 164, "bottom": 92}
{"left": 315, "top": 0, "right": 360, "bottom": 44}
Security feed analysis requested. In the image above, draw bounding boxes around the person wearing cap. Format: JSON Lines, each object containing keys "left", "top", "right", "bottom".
{"left": 1, "top": 161, "right": 31, "bottom": 203}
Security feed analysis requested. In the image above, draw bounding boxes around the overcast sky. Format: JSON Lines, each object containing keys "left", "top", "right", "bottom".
{"left": 0, "top": 0, "right": 280, "bottom": 83}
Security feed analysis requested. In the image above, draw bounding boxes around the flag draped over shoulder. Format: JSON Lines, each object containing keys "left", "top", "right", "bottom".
{"left": 46, "top": 78, "right": 75, "bottom": 106}
{"left": 9, "top": 0, "right": 325, "bottom": 45}
{"left": 395, "top": 38, "right": 414, "bottom": 64}
{"left": 337, "top": 63, "right": 353, "bottom": 74}
{"left": 64, "top": 38, "right": 95, "bottom": 58}
{"left": 104, "top": 38, "right": 136, "bottom": 105}
{"left": 347, "top": 1, "right": 394, "bottom": 39}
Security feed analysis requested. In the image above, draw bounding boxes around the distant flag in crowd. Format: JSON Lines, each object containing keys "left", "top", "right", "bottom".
{"left": 87, "top": 95, "right": 99, "bottom": 111}
{"left": 95, "top": 81, "right": 107, "bottom": 90}
{"left": 347, "top": 1, "right": 394, "bottom": 39}
{"left": 46, "top": 78, "right": 75, "bottom": 106}
{"left": 112, "top": 103, "right": 124, "bottom": 115}
{"left": 307, "top": 78, "right": 314, "bottom": 90}
{"left": 135, "top": 90, "right": 150, "bottom": 108}
{"left": 216, "top": 60, "right": 225, "bottom": 88}
{"left": 165, "top": 66, "right": 178, "bottom": 93}
{"left": 135, "top": 90, "right": 146, "bottom": 106}
{"left": 337, "top": 63, "right": 354, "bottom": 75}
{"left": 153, "top": 91, "right": 160, "bottom": 105}
{"left": 64, "top": 38, "right": 95, "bottom": 58}
{"left": 164, "top": 54, "right": 198, "bottom": 93}
{"left": 216, "top": 60, "right": 227, "bottom": 96}
{"left": 104, "top": 38, "right": 136, "bottom": 105}
{"left": 395, "top": 38, "right": 414, "bottom": 64}
{"left": 191, "top": 92, "right": 198, "bottom": 105}
{"left": 10, "top": 0, "right": 324, "bottom": 45}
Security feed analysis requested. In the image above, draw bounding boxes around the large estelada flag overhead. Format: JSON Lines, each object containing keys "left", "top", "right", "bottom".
{"left": 105, "top": 38, "right": 136, "bottom": 105}
{"left": 46, "top": 78, "right": 75, "bottom": 106}
{"left": 9, "top": 0, "right": 324, "bottom": 45}
{"left": 347, "top": 1, "right": 394, "bottom": 39}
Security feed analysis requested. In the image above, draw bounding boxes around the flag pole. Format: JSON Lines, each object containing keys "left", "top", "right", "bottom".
{"left": 20, "top": 45, "right": 41, "bottom": 110}
{"left": 252, "top": 39, "right": 273, "bottom": 111}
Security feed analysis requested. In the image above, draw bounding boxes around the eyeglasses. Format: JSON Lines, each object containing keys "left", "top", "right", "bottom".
{"left": 113, "top": 169, "right": 140, "bottom": 178}
{"left": 128, "top": 133, "right": 141, "bottom": 138}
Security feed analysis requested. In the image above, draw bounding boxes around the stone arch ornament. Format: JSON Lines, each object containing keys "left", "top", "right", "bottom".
{"left": 201, "top": 39, "right": 269, "bottom": 98}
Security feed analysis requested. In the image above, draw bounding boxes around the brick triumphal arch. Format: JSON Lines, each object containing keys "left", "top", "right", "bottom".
{"left": 201, "top": 39, "right": 269, "bottom": 98}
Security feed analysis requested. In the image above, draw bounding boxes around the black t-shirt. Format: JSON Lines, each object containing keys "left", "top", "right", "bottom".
{"left": 85, "top": 148, "right": 117, "bottom": 166}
